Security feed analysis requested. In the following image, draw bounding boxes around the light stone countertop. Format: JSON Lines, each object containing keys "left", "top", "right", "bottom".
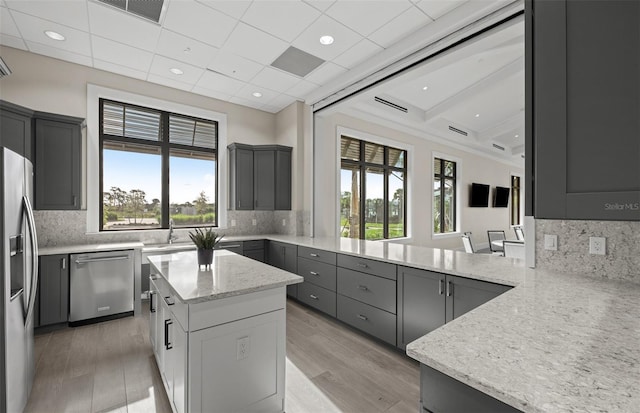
{"left": 147, "top": 249, "right": 302, "bottom": 304}
{"left": 39, "top": 241, "right": 144, "bottom": 255}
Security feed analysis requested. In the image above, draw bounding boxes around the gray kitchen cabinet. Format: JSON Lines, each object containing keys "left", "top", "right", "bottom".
{"left": 38, "top": 254, "right": 69, "bottom": 326}
{"left": 34, "top": 112, "right": 83, "bottom": 210}
{"left": 445, "top": 274, "right": 511, "bottom": 323}
{"left": 253, "top": 147, "right": 275, "bottom": 210}
{"left": 527, "top": 0, "right": 640, "bottom": 220}
{"left": 242, "top": 239, "right": 265, "bottom": 262}
{"left": 267, "top": 240, "right": 298, "bottom": 297}
{"left": 0, "top": 100, "right": 33, "bottom": 161}
{"left": 228, "top": 143, "right": 254, "bottom": 210}
{"left": 217, "top": 241, "right": 244, "bottom": 255}
{"left": 274, "top": 147, "right": 292, "bottom": 210}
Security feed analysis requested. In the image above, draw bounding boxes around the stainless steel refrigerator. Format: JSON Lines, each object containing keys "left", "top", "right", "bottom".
{"left": 1, "top": 147, "right": 38, "bottom": 413}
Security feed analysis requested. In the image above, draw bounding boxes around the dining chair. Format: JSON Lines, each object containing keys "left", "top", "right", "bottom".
{"left": 514, "top": 226, "right": 525, "bottom": 241}
{"left": 461, "top": 234, "right": 475, "bottom": 253}
{"left": 503, "top": 240, "right": 525, "bottom": 259}
{"left": 487, "top": 230, "right": 506, "bottom": 253}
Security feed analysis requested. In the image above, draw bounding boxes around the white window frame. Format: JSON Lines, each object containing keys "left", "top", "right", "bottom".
{"left": 86, "top": 84, "right": 228, "bottom": 233}
{"left": 432, "top": 151, "right": 461, "bottom": 239}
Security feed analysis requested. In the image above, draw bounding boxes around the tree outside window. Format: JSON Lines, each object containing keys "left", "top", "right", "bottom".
{"left": 433, "top": 157, "right": 457, "bottom": 234}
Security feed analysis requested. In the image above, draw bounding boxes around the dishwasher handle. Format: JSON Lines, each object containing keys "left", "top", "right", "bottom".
{"left": 75, "top": 255, "right": 130, "bottom": 265}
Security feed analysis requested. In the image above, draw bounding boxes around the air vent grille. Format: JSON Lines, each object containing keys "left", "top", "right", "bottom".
{"left": 98, "top": 0, "right": 164, "bottom": 23}
{"left": 271, "top": 46, "right": 325, "bottom": 78}
{"left": 448, "top": 126, "right": 468, "bottom": 136}
{"left": 0, "top": 57, "right": 11, "bottom": 78}
{"left": 492, "top": 143, "right": 505, "bottom": 151}
{"left": 374, "top": 97, "right": 408, "bottom": 113}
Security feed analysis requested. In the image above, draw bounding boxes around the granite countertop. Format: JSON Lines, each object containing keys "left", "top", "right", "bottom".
{"left": 39, "top": 241, "right": 144, "bottom": 256}
{"left": 147, "top": 249, "right": 302, "bottom": 304}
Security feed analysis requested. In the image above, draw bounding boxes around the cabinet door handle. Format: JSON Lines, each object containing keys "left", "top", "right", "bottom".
{"left": 164, "top": 319, "right": 173, "bottom": 350}
{"left": 72, "top": 195, "right": 77, "bottom": 207}
{"left": 438, "top": 279, "right": 444, "bottom": 295}
{"left": 150, "top": 274, "right": 158, "bottom": 280}
{"left": 309, "top": 294, "right": 319, "bottom": 300}
{"left": 446, "top": 281, "right": 453, "bottom": 297}
{"left": 149, "top": 291, "right": 156, "bottom": 313}
{"left": 309, "top": 271, "right": 319, "bottom": 276}
{"left": 357, "top": 314, "right": 368, "bottom": 321}
{"left": 357, "top": 285, "right": 368, "bottom": 291}
{"left": 357, "top": 262, "right": 368, "bottom": 268}
{"left": 61, "top": 258, "right": 66, "bottom": 270}
{"left": 164, "top": 296, "right": 175, "bottom": 306}
{"left": 309, "top": 253, "right": 319, "bottom": 257}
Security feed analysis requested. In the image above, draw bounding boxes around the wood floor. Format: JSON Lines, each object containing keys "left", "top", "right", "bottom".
{"left": 25, "top": 299, "right": 419, "bottom": 413}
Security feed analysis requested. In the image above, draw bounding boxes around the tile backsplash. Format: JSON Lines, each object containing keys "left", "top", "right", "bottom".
{"left": 536, "top": 219, "right": 640, "bottom": 283}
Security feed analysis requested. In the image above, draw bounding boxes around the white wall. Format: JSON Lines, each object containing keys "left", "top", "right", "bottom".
{"left": 314, "top": 111, "right": 524, "bottom": 250}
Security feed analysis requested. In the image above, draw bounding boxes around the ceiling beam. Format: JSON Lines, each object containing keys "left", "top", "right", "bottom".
{"left": 477, "top": 111, "right": 523, "bottom": 142}
{"left": 511, "top": 143, "right": 525, "bottom": 156}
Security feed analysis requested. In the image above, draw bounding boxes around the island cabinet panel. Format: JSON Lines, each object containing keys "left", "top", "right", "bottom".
{"left": 267, "top": 241, "right": 298, "bottom": 298}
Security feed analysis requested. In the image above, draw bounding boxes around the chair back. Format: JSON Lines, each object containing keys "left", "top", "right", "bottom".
{"left": 487, "top": 230, "right": 506, "bottom": 252}
{"left": 514, "top": 226, "right": 525, "bottom": 241}
{"left": 462, "top": 235, "right": 475, "bottom": 253}
{"left": 503, "top": 240, "right": 525, "bottom": 259}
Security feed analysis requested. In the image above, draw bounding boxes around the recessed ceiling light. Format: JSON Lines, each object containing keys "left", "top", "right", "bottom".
{"left": 422, "top": 86, "right": 428, "bottom": 91}
{"left": 515, "top": 134, "right": 519, "bottom": 138}
{"left": 475, "top": 113, "right": 480, "bottom": 118}
{"left": 319, "top": 35, "right": 334, "bottom": 45}
{"left": 169, "top": 68, "right": 184, "bottom": 75}
{"left": 44, "top": 30, "right": 65, "bottom": 41}
{"left": 252, "top": 92, "right": 263, "bottom": 98}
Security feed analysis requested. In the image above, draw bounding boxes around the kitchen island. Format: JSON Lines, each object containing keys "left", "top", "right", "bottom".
{"left": 147, "top": 249, "right": 302, "bottom": 413}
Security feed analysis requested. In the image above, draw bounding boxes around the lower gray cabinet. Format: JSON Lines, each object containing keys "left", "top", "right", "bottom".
{"left": 336, "top": 295, "right": 396, "bottom": 346}
{"left": 266, "top": 241, "right": 298, "bottom": 297}
{"left": 445, "top": 274, "right": 512, "bottom": 323}
{"left": 37, "top": 254, "right": 69, "bottom": 327}
{"left": 297, "top": 282, "right": 336, "bottom": 317}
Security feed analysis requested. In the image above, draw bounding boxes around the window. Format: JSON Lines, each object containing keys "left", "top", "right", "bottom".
{"left": 511, "top": 175, "right": 521, "bottom": 226}
{"left": 433, "top": 157, "right": 456, "bottom": 234}
{"left": 100, "top": 99, "right": 218, "bottom": 230}
{"left": 340, "top": 136, "right": 406, "bottom": 240}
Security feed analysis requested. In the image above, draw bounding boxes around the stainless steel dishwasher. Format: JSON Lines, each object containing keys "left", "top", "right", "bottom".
{"left": 69, "top": 250, "right": 134, "bottom": 323}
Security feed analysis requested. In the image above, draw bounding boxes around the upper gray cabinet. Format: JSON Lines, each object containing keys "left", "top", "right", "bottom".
{"left": 34, "top": 112, "right": 84, "bottom": 210}
{"left": 0, "top": 100, "right": 33, "bottom": 161}
{"left": 527, "top": 0, "right": 640, "bottom": 220}
{"left": 228, "top": 143, "right": 292, "bottom": 211}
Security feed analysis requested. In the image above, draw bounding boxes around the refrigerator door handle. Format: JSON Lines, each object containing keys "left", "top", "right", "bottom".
{"left": 23, "top": 195, "right": 39, "bottom": 324}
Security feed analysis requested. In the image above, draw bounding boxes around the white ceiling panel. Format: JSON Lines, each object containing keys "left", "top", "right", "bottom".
{"left": 12, "top": 11, "right": 91, "bottom": 56}
{"left": 250, "top": 67, "right": 301, "bottom": 93}
{"left": 25, "top": 40, "right": 93, "bottom": 66}
{"left": 0, "top": 33, "right": 26, "bottom": 50}
{"left": 229, "top": 95, "right": 263, "bottom": 110}
{"left": 207, "top": 49, "right": 263, "bottom": 82}
{"left": 416, "top": 0, "right": 467, "bottom": 20}
{"left": 196, "top": 0, "right": 252, "bottom": 19}
{"left": 163, "top": 0, "right": 237, "bottom": 49}
{"left": 87, "top": 1, "right": 161, "bottom": 52}
{"left": 147, "top": 73, "right": 194, "bottom": 92}
{"left": 263, "top": 93, "right": 298, "bottom": 112}
{"left": 196, "top": 69, "right": 246, "bottom": 95}
{"left": 222, "top": 22, "right": 289, "bottom": 65}
{"left": 368, "top": 6, "right": 433, "bottom": 48}
{"left": 286, "top": 79, "right": 320, "bottom": 99}
{"left": 292, "top": 15, "right": 361, "bottom": 61}
{"left": 156, "top": 29, "right": 218, "bottom": 69}
{"left": 333, "top": 39, "right": 383, "bottom": 69}
{"left": 0, "top": 6, "right": 20, "bottom": 37}
{"left": 91, "top": 35, "right": 154, "bottom": 72}
{"left": 93, "top": 58, "right": 147, "bottom": 80}
{"left": 325, "top": 0, "right": 413, "bottom": 37}
{"left": 305, "top": 61, "right": 347, "bottom": 84}
{"left": 149, "top": 55, "right": 205, "bottom": 84}
{"left": 303, "top": 0, "right": 336, "bottom": 12}
{"left": 191, "top": 85, "right": 233, "bottom": 102}
{"left": 234, "top": 83, "right": 280, "bottom": 103}
{"left": 5, "top": 0, "right": 89, "bottom": 31}
{"left": 241, "top": 1, "right": 320, "bottom": 43}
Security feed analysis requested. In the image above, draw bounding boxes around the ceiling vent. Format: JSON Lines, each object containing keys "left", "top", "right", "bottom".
{"left": 98, "top": 0, "right": 165, "bottom": 23}
{"left": 448, "top": 125, "right": 468, "bottom": 136}
{"left": 374, "top": 97, "right": 408, "bottom": 113}
{"left": 271, "top": 47, "right": 325, "bottom": 78}
{"left": 492, "top": 143, "right": 506, "bottom": 151}
{"left": 0, "top": 57, "right": 11, "bottom": 79}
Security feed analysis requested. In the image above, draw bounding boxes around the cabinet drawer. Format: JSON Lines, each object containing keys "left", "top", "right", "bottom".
{"left": 297, "top": 283, "right": 336, "bottom": 317}
{"left": 337, "top": 268, "right": 396, "bottom": 314}
{"left": 297, "top": 257, "right": 337, "bottom": 292}
{"left": 298, "top": 246, "right": 336, "bottom": 265}
{"left": 337, "top": 254, "right": 396, "bottom": 280}
{"left": 151, "top": 275, "right": 188, "bottom": 330}
{"left": 337, "top": 295, "right": 396, "bottom": 346}
{"left": 217, "top": 242, "right": 243, "bottom": 255}
{"left": 244, "top": 239, "right": 264, "bottom": 250}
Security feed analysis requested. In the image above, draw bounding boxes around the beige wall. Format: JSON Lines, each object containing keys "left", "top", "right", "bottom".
{"left": 314, "top": 111, "right": 524, "bottom": 250}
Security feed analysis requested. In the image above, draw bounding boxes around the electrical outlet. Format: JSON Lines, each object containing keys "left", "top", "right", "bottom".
{"left": 544, "top": 234, "right": 558, "bottom": 251}
{"left": 231, "top": 219, "right": 236, "bottom": 227}
{"left": 589, "top": 237, "right": 606, "bottom": 255}
{"left": 252, "top": 218, "right": 257, "bottom": 226}
{"left": 236, "top": 336, "right": 250, "bottom": 360}
{"left": 282, "top": 219, "right": 286, "bottom": 226}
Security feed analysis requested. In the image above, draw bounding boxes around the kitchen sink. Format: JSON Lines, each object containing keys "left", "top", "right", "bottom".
{"left": 141, "top": 242, "right": 196, "bottom": 258}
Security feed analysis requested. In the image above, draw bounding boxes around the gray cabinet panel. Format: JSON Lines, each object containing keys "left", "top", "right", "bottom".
{"left": 267, "top": 241, "right": 297, "bottom": 298}
{"left": 217, "top": 241, "right": 243, "bottom": 255}
{"left": 38, "top": 254, "right": 69, "bottom": 326}
{"left": 337, "top": 295, "right": 396, "bottom": 346}
{"left": 254, "top": 149, "right": 275, "bottom": 210}
{"left": 336, "top": 268, "right": 396, "bottom": 314}
{"left": 297, "top": 246, "right": 337, "bottom": 265}
{"left": 34, "top": 114, "right": 82, "bottom": 210}
{"left": 243, "top": 249, "right": 264, "bottom": 262}
{"left": 445, "top": 275, "right": 511, "bottom": 323}
{"left": 297, "top": 257, "right": 336, "bottom": 291}
{"left": 298, "top": 282, "right": 336, "bottom": 317}
{"left": 228, "top": 144, "right": 254, "bottom": 210}
{"left": 337, "top": 254, "right": 396, "bottom": 280}
{"left": 275, "top": 148, "right": 291, "bottom": 210}
{"left": 0, "top": 101, "right": 33, "bottom": 161}
{"left": 243, "top": 240, "right": 264, "bottom": 250}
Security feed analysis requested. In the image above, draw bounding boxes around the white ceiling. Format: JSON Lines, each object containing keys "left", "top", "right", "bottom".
{"left": 0, "top": 0, "right": 469, "bottom": 113}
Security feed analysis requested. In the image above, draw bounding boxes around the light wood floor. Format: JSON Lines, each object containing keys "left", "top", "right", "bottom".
{"left": 25, "top": 299, "right": 419, "bottom": 413}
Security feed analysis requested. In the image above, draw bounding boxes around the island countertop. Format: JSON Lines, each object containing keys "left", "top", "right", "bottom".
{"left": 148, "top": 249, "right": 302, "bottom": 304}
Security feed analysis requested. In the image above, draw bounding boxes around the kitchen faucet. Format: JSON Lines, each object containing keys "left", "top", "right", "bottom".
{"left": 168, "top": 219, "right": 178, "bottom": 244}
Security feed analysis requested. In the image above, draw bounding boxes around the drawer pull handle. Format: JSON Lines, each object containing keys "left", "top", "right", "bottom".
{"left": 446, "top": 281, "right": 453, "bottom": 297}
{"left": 309, "top": 271, "right": 319, "bottom": 276}
{"left": 310, "top": 253, "right": 319, "bottom": 257}
{"left": 357, "top": 314, "right": 368, "bottom": 321}
{"left": 357, "top": 285, "right": 369, "bottom": 291}
{"left": 438, "top": 279, "right": 444, "bottom": 295}
{"left": 309, "top": 294, "right": 319, "bottom": 300}
{"left": 357, "top": 262, "right": 368, "bottom": 268}
{"left": 164, "top": 296, "right": 175, "bottom": 306}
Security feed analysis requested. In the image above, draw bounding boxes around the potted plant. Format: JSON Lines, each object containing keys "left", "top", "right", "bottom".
{"left": 188, "top": 227, "right": 224, "bottom": 269}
